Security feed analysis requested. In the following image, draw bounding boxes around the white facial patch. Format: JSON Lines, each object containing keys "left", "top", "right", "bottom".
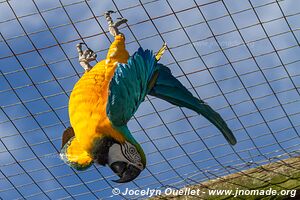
{"left": 108, "top": 142, "right": 144, "bottom": 170}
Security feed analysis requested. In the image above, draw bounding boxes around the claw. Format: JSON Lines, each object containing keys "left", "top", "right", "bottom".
{"left": 114, "top": 18, "right": 127, "bottom": 28}
{"left": 105, "top": 10, "right": 115, "bottom": 15}
{"left": 104, "top": 10, "right": 127, "bottom": 37}
{"left": 76, "top": 43, "right": 96, "bottom": 72}
{"left": 76, "top": 43, "right": 83, "bottom": 56}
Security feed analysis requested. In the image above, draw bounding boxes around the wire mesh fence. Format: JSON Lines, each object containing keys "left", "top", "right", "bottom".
{"left": 0, "top": 0, "right": 300, "bottom": 199}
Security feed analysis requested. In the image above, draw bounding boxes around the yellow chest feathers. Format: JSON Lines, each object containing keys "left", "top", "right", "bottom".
{"left": 68, "top": 62, "right": 125, "bottom": 152}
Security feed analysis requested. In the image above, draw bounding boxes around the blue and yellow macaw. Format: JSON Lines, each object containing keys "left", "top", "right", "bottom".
{"left": 60, "top": 11, "right": 237, "bottom": 183}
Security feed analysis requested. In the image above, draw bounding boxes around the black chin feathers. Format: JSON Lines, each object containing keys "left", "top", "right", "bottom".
{"left": 92, "top": 137, "right": 117, "bottom": 166}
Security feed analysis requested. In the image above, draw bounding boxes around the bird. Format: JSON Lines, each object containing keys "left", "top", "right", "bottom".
{"left": 60, "top": 11, "right": 237, "bottom": 183}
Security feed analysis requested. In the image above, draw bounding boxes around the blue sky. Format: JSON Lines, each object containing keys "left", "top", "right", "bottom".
{"left": 0, "top": 0, "right": 300, "bottom": 199}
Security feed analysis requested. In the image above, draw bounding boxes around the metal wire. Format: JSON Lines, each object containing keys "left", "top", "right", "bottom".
{"left": 1, "top": 0, "right": 300, "bottom": 199}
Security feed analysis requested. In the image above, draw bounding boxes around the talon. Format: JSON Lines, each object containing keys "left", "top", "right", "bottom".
{"left": 77, "top": 44, "right": 96, "bottom": 72}
{"left": 105, "top": 10, "right": 115, "bottom": 16}
{"left": 104, "top": 10, "right": 127, "bottom": 37}
{"left": 76, "top": 42, "right": 85, "bottom": 48}
{"left": 89, "top": 53, "right": 97, "bottom": 60}
{"left": 114, "top": 18, "right": 128, "bottom": 28}
{"left": 82, "top": 50, "right": 89, "bottom": 57}
{"left": 76, "top": 43, "right": 83, "bottom": 56}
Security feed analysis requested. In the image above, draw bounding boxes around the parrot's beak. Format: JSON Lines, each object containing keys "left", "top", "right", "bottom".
{"left": 110, "top": 161, "right": 141, "bottom": 183}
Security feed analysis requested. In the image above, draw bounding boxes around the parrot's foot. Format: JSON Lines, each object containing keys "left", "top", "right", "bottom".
{"left": 76, "top": 43, "right": 97, "bottom": 72}
{"left": 104, "top": 10, "right": 128, "bottom": 37}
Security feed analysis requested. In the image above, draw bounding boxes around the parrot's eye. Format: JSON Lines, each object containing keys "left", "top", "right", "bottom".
{"left": 137, "top": 163, "right": 143, "bottom": 168}
{"left": 120, "top": 142, "right": 142, "bottom": 165}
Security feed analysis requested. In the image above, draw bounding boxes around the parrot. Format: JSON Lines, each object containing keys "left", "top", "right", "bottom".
{"left": 60, "top": 11, "right": 237, "bottom": 183}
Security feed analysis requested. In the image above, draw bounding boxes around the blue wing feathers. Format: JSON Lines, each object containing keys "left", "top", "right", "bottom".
{"left": 106, "top": 47, "right": 236, "bottom": 145}
{"left": 149, "top": 65, "right": 237, "bottom": 145}
{"left": 107, "top": 47, "right": 158, "bottom": 126}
